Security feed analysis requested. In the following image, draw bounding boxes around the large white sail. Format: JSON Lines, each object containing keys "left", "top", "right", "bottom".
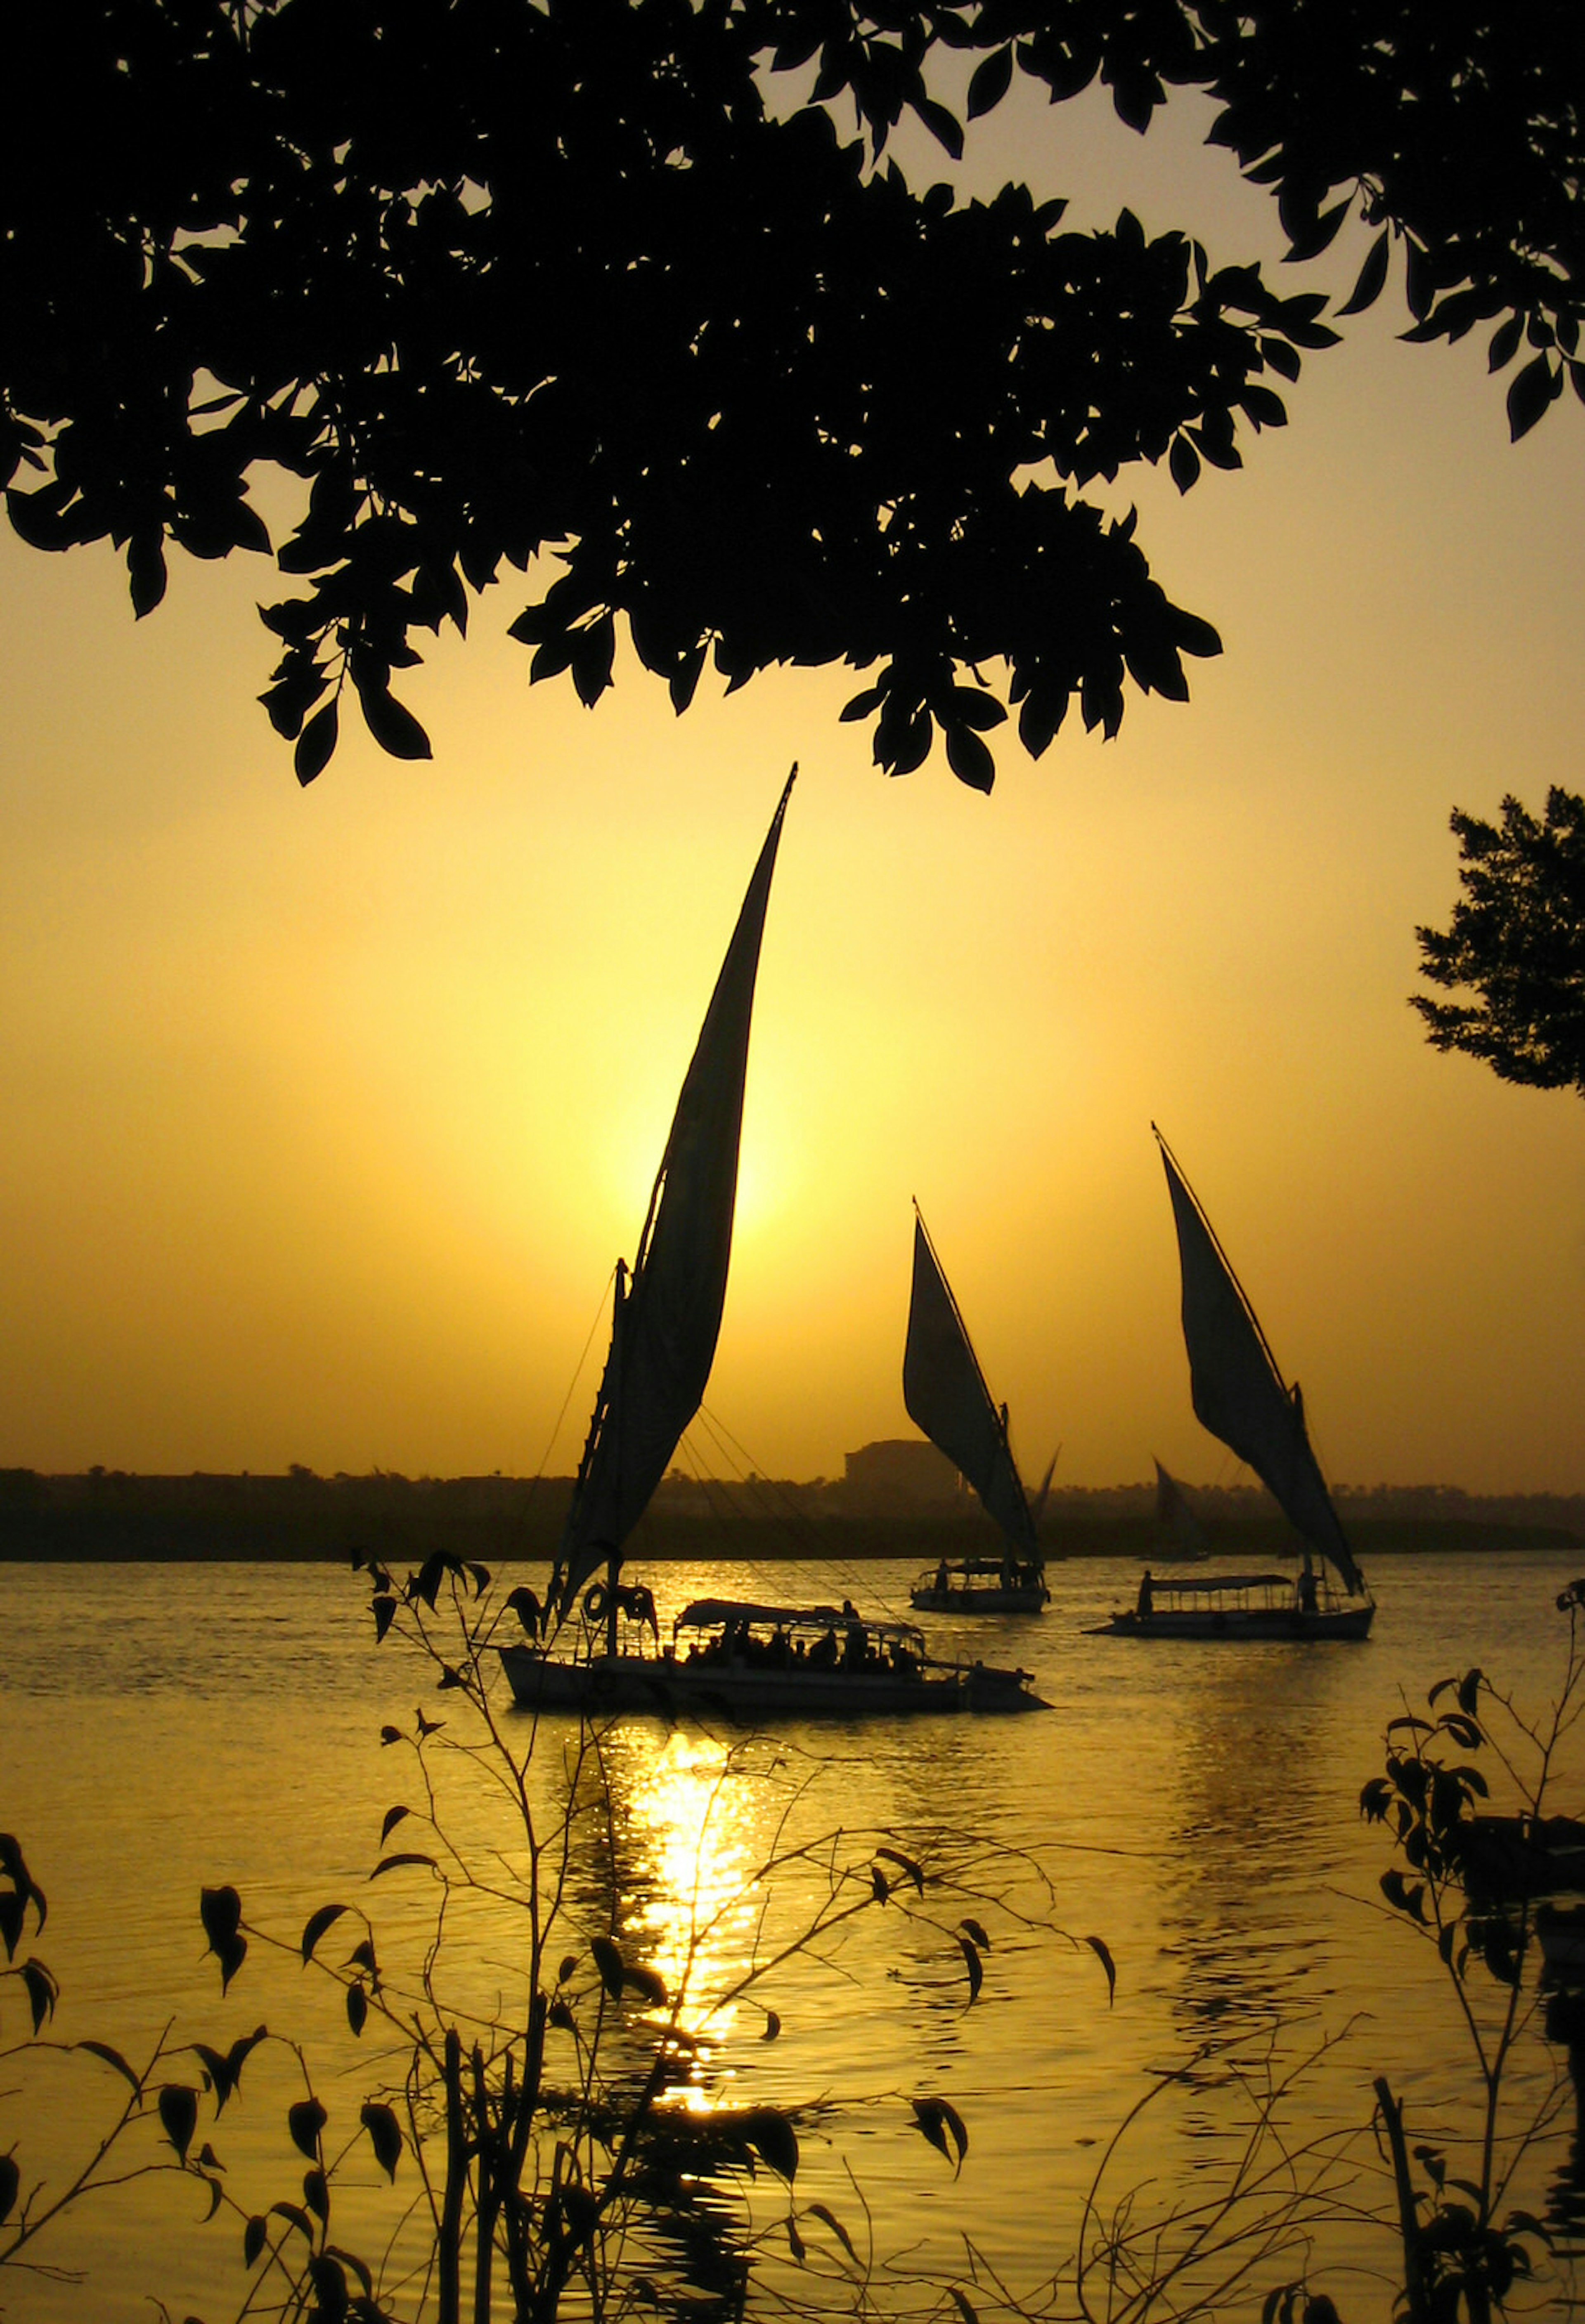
{"left": 1155, "top": 1130, "right": 1363, "bottom": 1595}
{"left": 556, "top": 771, "right": 795, "bottom": 1608}
{"left": 902, "top": 1210, "right": 1038, "bottom": 1558}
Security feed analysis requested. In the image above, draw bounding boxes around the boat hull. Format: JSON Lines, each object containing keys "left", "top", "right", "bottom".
{"left": 910, "top": 1583, "right": 1048, "bottom": 1614}
{"left": 1093, "top": 1603, "right": 1374, "bottom": 1641}
{"left": 497, "top": 1645, "right": 1049, "bottom": 1717}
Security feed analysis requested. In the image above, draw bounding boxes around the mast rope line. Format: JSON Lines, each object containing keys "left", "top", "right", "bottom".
{"left": 528, "top": 1262, "right": 620, "bottom": 1489}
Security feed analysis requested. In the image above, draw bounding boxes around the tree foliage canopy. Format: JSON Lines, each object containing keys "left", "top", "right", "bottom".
{"left": 1413, "top": 788, "right": 1585, "bottom": 1096}
{"left": 5, "top": 2, "right": 1584, "bottom": 787}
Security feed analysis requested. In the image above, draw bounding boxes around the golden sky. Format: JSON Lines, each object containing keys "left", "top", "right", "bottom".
{"left": 2, "top": 84, "right": 1582, "bottom": 1492}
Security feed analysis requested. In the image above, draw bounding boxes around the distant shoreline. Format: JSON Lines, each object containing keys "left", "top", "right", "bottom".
{"left": 1, "top": 1470, "right": 1579, "bottom": 1566}
{"left": 1, "top": 1517, "right": 1579, "bottom": 1566}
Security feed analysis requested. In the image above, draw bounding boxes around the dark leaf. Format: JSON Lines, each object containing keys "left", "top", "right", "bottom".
{"left": 361, "top": 2101, "right": 402, "bottom": 2179}
{"left": 809, "top": 2201, "right": 856, "bottom": 2259}
{"left": 308, "top": 2253, "right": 348, "bottom": 2324}
{"left": 960, "top": 1917, "right": 991, "bottom": 1951}
{"left": 270, "top": 2199, "right": 314, "bottom": 2241}
{"left": 966, "top": 48, "right": 1013, "bottom": 119}
{"left": 911, "top": 2096, "right": 968, "bottom": 2171}
{"left": 957, "top": 1934, "right": 984, "bottom": 2000}
{"left": 294, "top": 701, "right": 338, "bottom": 786}
{"left": 740, "top": 2105, "right": 799, "bottom": 2180}
{"left": 762, "top": 2008, "right": 782, "bottom": 2041}
{"left": 200, "top": 1886, "right": 248, "bottom": 1993}
{"left": 346, "top": 1981, "right": 368, "bottom": 2036}
{"left": 1086, "top": 1934, "right": 1117, "bottom": 2003}
{"left": 381, "top": 1806, "right": 412, "bottom": 1846}
{"left": 1169, "top": 435, "right": 1201, "bottom": 494}
{"left": 592, "top": 1935, "right": 625, "bottom": 2000}
{"left": 875, "top": 1847, "right": 925, "bottom": 1892}
{"left": 243, "top": 2213, "right": 267, "bottom": 2268}
{"left": 159, "top": 2083, "right": 199, "bottom": 2160}
{"left": 370, "top": 1852, "right": 438, "bottom": 1880}
{"left": 0, "top": 2153, "right": 19, "bottom": 2228}
{"left": 1507, "top": 354, "right": 1558, "bottom": 441}
{"left": 288, "top": 2097, "right": 327, "bottom": 2160}
{"left": 21, "top": 1958, "right": 58, "bottom": 2031}
{"left": 786, "top": 2213, "right": 806, "bottom": 2262}
{"left": 914, "top": 99, "right": 964, "bottom": 159}
{"left": 301, "top": 1904, "right": 349, "bottom": 1964}
{"left": 325, "top": 2244, "right": 374, "bottom": 2298}
{"left": 128, "top": 534, "right": 168, "bottom": 619}
{"left": 359, "top": 686, "right": 432, "bottom": 762}
{"left": 1488, "top": 315, "right": 1524, "bottom": 373}
{"left": 624, "top": 1962, "right": 668, "bottom": 2007}
{"left": 945, "top": 723, "right": 995, "bottom": 792}
{"left": 304, "top": 2165, "right": 329, "bottom": 2223}
{"left": 951, "top": 2290, "right": 980, "bottom": 2324}
{"left": 1337, "top": 232, "right": 1390, "bottom": 317}
{"left": 79, "top": 2038, "right": 141, "bottom": 2088}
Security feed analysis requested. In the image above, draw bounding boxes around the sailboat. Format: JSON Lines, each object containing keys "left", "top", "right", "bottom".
{"left": 1097, "top": 1129, "right": 1374, "bottom": 1641}
{"left": 1152, "top": 1459, "right": 1209, "bottom": 1563}
{"left": 497, "top": 779, "right": 1046, "bottom": 1717}
{"left": 904, "top": 1206, "right": 1052, "bottom": 1615}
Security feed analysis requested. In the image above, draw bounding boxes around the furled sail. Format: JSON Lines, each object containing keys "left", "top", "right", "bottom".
{"left": 1155, "top": 1129, "right": 1363, "bottom": 1594}
{"left": 902, "top": 1209, "right": 1038, "bottom": 1558}
{"left": 556, "top": 771, "right": 795, "bottom": 1609}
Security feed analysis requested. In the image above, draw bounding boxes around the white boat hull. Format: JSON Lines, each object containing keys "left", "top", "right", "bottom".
{"left": 497, "top": 1644, "right": 1049, "bottom": 1717}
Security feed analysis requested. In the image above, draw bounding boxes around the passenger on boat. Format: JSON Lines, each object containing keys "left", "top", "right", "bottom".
{"left": 1297, "top": 1566, "right": 1318, "bottom": 1615}
{"left": 1136, "top": 1570, "right": 1155, "bottom": 1618}
{"left": 809, "top": 1627, "right": 838, "bottom": 1669}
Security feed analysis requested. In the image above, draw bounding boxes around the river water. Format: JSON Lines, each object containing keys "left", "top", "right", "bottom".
{"left": 4, "top": 1549, "right": 1584, "bottom": 2322}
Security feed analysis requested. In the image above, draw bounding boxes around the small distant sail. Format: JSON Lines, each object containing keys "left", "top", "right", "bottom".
{"left": 1155, "top": 1129, "right": 1364, "bottom": 1596}
{"left": 1153, "top": 1458, "right": 1208, "bottom": 1559}
{"left": 903, "top": 1210, "right": 1038, "bottom": 1559}
{"left": 557, "top": 771, "right": 796, "bottom": 1608}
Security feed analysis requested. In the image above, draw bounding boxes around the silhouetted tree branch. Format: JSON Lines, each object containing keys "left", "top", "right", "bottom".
{"left": 1412, "top": 789, "right": 1585, "bottom": 1094}
{"left": 5, "top": 3, "right": 1583, "bottom": 788}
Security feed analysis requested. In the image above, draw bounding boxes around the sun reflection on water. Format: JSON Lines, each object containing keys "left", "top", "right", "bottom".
{"left": 615, "top": 1730, "right": 766, "bottom": 2109}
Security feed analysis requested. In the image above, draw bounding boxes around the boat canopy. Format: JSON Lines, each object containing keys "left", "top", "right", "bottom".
{"left": 1155, "top": 1129, "right": 1365, "bottom": 1597}
{"left": 674, "top": 1599, "right": 927, "bottom": 1651}
{"left": 1146, "top": 1572, "right": 1295, "bottom": 1594}
{"left": 903, "top": 1208, "right": 1039, "bottom": 1559}
{"left": 556, "top": 773, "right": 795, "bottom": 1610}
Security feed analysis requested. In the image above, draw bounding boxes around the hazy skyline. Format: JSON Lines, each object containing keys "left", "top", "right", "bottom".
{"left": 3, "top": 85, "right": 1582, "bottom": 1495}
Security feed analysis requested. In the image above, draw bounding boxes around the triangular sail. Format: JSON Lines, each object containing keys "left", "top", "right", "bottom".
{"left": 1153, "top": 1458, "right": 1208, "bottom": 1557}
{"left": 556, "top": 771, "right": 795, "bottom": 1607}
{"left": 902, "top": 1211, "right": 1038, "bottom": 1559}
{"left": 1155, "top": 1130, "right": 1363, "bottom": 1594}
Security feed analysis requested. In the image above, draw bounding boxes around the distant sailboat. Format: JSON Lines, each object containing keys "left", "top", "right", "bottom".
{"left": 1097, "top": 1130, "right": 1374, "bottom": 1641}
{"left": 1152, "top": 1459, "right": 1209, "bottom": 1563}
{"left": 904, "top": 1206, "right": 1051, "bottom": 1615}
{"left": 498, "top": 779, "right": 1046, "bottom": 1716}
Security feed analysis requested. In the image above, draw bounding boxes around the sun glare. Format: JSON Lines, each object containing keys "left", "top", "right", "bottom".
{"left": 622, "top": 1731, "right": 763, "bottom": 2106}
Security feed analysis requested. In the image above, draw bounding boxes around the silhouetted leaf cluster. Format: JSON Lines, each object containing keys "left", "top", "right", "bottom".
{"left": 8, "top": 4, "right": 1577, "bottom": 786}
{"left": 1413, "top": 788, "right": 1585, "bottom": 1095}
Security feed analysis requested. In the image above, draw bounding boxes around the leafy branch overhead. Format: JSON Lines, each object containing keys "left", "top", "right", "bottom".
{"left": 5, "top": 5, "right": 1582, "bottom": 788}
